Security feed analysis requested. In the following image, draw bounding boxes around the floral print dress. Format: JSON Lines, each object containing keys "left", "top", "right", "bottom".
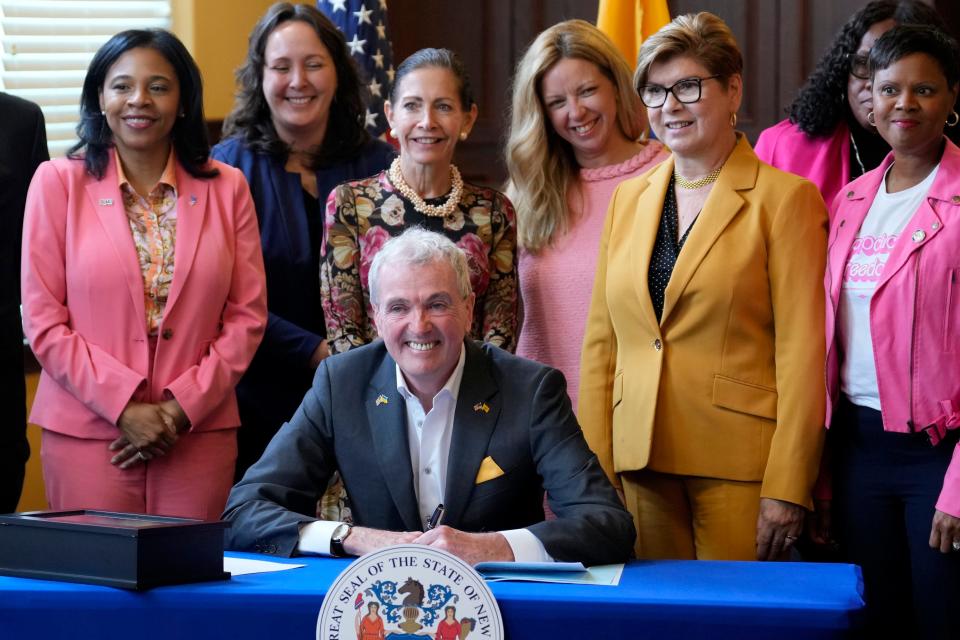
{"left": 321, "top": 170, "right": 519, "bottom": 354}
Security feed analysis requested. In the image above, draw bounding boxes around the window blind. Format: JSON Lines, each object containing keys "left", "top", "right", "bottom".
{"left": 1, "top": 1, "right": 171, "bottom": 157}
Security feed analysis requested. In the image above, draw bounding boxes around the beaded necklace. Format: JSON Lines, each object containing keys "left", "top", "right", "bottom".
{"left": 387, "top": 158, "right": 464, "bottom": 218}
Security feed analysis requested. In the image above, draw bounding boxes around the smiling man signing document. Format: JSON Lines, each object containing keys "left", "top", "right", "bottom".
{"left": 223, "top": 228, "right": 633, "bottom": 565}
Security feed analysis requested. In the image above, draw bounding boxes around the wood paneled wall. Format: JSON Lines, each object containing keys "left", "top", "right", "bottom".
{"left": 388, "top": 0, "right": 950, "bottom": 187}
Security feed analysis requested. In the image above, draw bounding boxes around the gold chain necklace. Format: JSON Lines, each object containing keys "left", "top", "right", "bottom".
{"left": 387, "top": 158, "right": 464, "bottom": 218}
{"left": 673, "top": 166, "right": 722, "bottom": 189}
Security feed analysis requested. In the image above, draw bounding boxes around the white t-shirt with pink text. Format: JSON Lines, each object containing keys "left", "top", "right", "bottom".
{"left": 838, "top": 163, "right": 939, "bottom": 410}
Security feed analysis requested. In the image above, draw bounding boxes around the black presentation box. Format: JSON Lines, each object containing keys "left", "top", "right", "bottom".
{"left": 0, "top": 510, "right": 231, "bottom": 590}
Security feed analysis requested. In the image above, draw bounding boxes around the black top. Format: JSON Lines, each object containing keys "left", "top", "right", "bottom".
{"left": 648, "top": 179, "right": 697, "bottom": 321}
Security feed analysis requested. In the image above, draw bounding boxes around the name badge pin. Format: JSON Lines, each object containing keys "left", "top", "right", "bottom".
{"left": 375, "top": 394, "right": 389, "bottom": 406}
{"left": 98, "top": 198, "right": 113, "bottom": 206}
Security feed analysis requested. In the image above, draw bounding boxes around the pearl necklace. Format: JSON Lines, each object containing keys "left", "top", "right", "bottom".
{"left": 673, "top": 166, "right": 722, "bottom": 189}
{"left": 388, "top": 158, "right": 464, "bottom": 218}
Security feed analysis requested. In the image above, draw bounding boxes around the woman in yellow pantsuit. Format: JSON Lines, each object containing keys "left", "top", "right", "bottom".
{"left": 578, "top": 12, "right": 828, "bottom": 561}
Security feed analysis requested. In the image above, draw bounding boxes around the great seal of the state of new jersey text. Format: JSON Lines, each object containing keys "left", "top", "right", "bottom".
{"left": 317, "top": 544, "right": 503, "bottom": 640}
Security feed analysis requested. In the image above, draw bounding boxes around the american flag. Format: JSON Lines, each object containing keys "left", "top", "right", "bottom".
{"left": 318, "top": 0, "right": 396, "bottom": 139}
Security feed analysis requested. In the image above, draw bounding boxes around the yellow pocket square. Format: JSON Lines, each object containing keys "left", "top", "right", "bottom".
{"left": 475, "top": 456, "right": 505, "bottom": 484}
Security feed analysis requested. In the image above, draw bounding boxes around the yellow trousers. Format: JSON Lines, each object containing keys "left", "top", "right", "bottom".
{"left": 621, "top": 469, "right": 761, "bottom": 560}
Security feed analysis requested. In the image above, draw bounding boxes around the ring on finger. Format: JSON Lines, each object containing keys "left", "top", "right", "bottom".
{"left": 785, "top": 535, "right": 799, "bottom": 542}
{"left": 136, "top": 449, "right": 148, "bottom": 461}
{"left": 952, "top": 540, "right": 960, "bottom": 552}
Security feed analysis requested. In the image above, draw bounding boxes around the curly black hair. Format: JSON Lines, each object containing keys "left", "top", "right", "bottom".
{"left": 787, "top": 0, "right": 946, "bottom": 137}
{"left": 221, "top": 2, "right": 370, "bottom": 169}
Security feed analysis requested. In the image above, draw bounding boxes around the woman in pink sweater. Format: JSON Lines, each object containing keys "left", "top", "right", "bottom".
{"left": 506, "top": 20, "right": 667, "bottom": 410}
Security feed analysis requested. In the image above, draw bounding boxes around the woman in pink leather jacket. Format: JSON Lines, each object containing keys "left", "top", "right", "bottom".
{"left": 824, "top": 25, "right": 960, "bottom": 637}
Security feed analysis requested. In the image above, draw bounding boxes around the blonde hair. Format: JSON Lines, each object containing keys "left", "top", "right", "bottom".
{"left": 505, "top": 19, "right": 647, "bottom": 252}
{"left": 634, "top": 12, "right": 743, "bottom": 91}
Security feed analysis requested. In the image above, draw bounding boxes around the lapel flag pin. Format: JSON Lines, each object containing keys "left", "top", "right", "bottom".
{"left": 473, "top": 402, "right": 490, "bottom": 414}
{"left": 189, "top": 195, "right": 198, "bottom": 205}
{"left": 98, "top": 198, "right": 113, "bottom": 206}
{"left": 376, "top": 394, "right": 389, "bottom": 406}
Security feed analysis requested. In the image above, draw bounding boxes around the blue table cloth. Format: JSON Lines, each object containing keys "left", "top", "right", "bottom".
{"left": 0, "top": 553, "right": 863, "bottom": 639}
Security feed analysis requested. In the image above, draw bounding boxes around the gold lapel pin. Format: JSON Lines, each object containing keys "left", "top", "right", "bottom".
{"left": 98, "top": 198, "right": 113, "bottom": 206}
{"left": 376, "top": 394, "right": 389, "bottom": 406}
{"left": 473, "top": 402, "right": 490, "bottom": 414}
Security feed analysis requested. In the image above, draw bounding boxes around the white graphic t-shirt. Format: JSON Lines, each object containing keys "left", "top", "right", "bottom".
{"left": 838, "top": 163, "right": 939, "bottom": 409}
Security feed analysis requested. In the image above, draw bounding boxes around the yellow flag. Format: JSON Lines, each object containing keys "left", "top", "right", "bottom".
{"left": 597, "top": 0, "right": 671, "bottom": 67}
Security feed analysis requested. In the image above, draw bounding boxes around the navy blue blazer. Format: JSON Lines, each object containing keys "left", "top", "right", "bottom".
{"left": 211, "top": 136, "right": 394, "bottom": 430}
{"left": 223, "top": 340, "right": 636, "bottom": 566}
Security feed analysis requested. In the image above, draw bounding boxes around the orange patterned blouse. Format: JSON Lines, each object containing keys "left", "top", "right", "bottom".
{"left": 116, "top": 149, "right": 178, "bottom": 336}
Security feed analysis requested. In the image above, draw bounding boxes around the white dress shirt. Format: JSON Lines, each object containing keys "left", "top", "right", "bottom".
{"left": 298, "top": 345, "right": 551, "bottom": 562}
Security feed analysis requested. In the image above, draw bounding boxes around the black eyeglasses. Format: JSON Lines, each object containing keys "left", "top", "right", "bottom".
{"left": 639, "top": 75, "right": 721, "bottom": 108}
{"left": 848, "top": 53, "right": 870, "bottom": 80}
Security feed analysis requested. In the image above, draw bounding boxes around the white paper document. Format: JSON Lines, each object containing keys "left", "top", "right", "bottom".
{"left": 223, "top": 556, "right": 306, "bottom": 576}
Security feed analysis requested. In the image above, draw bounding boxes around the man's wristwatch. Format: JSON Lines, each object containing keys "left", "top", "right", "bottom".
{"left": 330, "top": 523, "right": 353, "bottom": 557}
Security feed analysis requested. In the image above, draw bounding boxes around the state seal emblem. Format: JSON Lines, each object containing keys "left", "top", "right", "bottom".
{"left": 317, "top": 544, "right": 503, "bottom": 640}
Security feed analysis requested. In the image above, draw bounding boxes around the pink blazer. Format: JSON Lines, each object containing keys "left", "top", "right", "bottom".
{"left": 21, "top": 154, "right": 267, "bottom": 440}
{"left": 754, "top": 119, "right": 851, "bottom": 211}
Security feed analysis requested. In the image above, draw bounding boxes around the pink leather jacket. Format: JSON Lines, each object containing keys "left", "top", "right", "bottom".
{"left": 825, "top": 138, "right": 960, "bottom": 516}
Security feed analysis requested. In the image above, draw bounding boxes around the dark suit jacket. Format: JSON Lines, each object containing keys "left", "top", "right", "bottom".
{"left": 223, "top": 340, "right": 635, "bottom": 566}
{"left": 210, "top": 137, "right": 394, "bottom": 463}
{"left": 0, "top": 93, "right": 47, "bottom": 512}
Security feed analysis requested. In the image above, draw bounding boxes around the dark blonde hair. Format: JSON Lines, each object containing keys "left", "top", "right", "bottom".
{"left": 506, "top": 19, "right": 647, "bottom": 252}
{"left": 634, "top": 12, "right": 743, "bottom": 91}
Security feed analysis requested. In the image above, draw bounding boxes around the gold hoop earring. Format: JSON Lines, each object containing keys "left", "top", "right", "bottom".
{"left": 730, "top": 112, "right": 737, "bottom": 128}
{"left": 947, "top": 111, "right": 959, "bottom": 127}
{"left": 867, "top": 111, "right": 876, "bottom": 126}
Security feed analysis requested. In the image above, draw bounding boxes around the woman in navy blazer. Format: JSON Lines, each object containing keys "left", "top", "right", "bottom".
{"left": 212, "top": 3, "right": 394, "bottom": 481}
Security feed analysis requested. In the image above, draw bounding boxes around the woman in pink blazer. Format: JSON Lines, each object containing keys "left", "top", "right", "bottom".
{"left": 824, "top": 26, "right": 960, "bottom": 636}
{"left": 21, "top": 29, "right": 267, "bottom": 520}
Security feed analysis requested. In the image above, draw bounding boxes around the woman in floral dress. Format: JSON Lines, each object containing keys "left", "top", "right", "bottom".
{"left": 321, "top": 48, "right": 518, "bottom": 354}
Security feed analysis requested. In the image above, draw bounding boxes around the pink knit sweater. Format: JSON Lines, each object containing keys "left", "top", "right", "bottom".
{"left": 517, "top": 142, "right": 668, "bottom": 411}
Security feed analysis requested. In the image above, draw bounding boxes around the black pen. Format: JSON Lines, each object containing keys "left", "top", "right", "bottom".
{"left": 426, "top": 503, "right": 445, "bottom": 530}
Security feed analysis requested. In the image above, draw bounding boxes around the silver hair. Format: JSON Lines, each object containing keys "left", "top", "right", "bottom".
{"left": 368, "top": 227, "right": 472, "bottom": 307}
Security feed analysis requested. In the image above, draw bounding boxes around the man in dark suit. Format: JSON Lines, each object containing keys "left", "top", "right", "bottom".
{"left": 224, "top": 228, "right": 634, "bottom": 565}
{"left": 0, "top": 92, "right": 48, "bottom": 513}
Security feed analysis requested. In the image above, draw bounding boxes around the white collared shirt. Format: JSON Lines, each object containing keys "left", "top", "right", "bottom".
{"left": 397, "top": 345, "right": 464, "bottom": 529}
{"left": 299, "top": 345, "right": 551, "bottom": 562}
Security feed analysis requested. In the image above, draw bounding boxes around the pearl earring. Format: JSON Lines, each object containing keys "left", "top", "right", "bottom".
{"left": 459, "top": 131, "right": 468, "bottom": 141}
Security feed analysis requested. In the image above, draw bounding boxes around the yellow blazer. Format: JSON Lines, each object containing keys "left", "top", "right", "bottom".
{"left": 578, "top": 136, "right": 827, "bottom": 508}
